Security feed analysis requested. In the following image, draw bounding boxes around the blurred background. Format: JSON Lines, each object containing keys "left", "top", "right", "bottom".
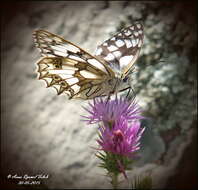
{"left": 1, "top": 1, "right": 197, "bottom": 189}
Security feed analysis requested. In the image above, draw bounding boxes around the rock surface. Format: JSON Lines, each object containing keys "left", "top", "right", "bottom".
{"left": 1, "top": 1, "right": 197, "bottom": 189}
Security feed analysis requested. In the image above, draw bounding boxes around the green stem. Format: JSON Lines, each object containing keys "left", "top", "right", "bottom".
{"left": 111, "top": 173, "right": 118, "bottom": 189}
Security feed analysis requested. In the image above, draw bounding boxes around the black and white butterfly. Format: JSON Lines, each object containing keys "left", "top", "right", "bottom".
{"left": 33, "top": 22, "right": 144, "bottom": 99}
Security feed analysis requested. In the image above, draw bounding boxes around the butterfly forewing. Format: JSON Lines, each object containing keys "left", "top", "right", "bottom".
{"left": 33, "top": 30, "right": 114, "bottom": 75}
{"left": 94, "top": 22, "right": 144, "bottom": 77}
{"left": 33, "top": 30, "right": 115, "bottom": 99}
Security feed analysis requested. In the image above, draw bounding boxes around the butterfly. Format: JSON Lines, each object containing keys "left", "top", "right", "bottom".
{"left": 33, "top": 22, "right": 144, "bottom": 99}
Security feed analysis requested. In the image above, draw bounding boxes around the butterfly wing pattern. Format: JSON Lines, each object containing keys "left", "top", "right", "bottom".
{"left": 33, "top": 30, "right": 115, "bottom": 99}
{"left": 95, "top": 22, "right": 144, "bottom": 78}
{"left": 33, "top": 22, "right": 144, "bottom": 99}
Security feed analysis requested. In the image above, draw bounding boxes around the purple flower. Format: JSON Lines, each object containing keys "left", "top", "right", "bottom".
{"left": 82, "top": 96, "right": 144, "bottom": 125}
{"left": 97, "top": 117, "right": 145, "bottom": 157}
{"left": 82, "top": 95, "right": 146, "bottom": 184}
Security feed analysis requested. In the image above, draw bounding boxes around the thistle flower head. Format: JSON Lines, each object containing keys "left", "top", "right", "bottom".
{"left": 83, "top": 96, "right": 143, "bottom": 125}
{"left": 82, "top": 95, "right": 146, "bottom": 184}
{"left": 97, "top": 117, "right": 145, "bottom": 157}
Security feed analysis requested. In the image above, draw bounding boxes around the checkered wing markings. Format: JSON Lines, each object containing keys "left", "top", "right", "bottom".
{"left": 33, "top": 30, "right": 115, "bottom": 99}
{"left": 33, "top": 30, "right": 114, "bottom": 75}
{"left": 95, "top": 22, "right": 144, "bottom": 75}
{"left": 37, "top": 57, "right": 108, "bottom": 99}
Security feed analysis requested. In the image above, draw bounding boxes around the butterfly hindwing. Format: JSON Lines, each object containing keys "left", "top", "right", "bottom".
{"left": 37, "top": 56, "right": 111, "bottom": 99}
{"left": 95, "top": 22, "right": 144, "bottom": 76}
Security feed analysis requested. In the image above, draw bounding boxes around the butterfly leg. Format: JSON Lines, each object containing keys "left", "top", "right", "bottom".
{"left": 105, "top": 92, "right": 112, "bottom": 105}
{"left": 119, "top": 86, "right": 136, "bottom": 101}
{"left": 127, "top": 85, "right": 136, "bottom": 101}
{"left": 105, "top": 79, "right": 119, "bottom": 104}
{"left": 126, "top": 87, "right": 131, "bottom": 98}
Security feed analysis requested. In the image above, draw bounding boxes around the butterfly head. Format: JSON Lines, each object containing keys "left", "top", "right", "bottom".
{"left": 123, "top": 75, "right": 129, "bottom": 83}
{"left": 122, "top": 74, "right": 132, "bottom": 88}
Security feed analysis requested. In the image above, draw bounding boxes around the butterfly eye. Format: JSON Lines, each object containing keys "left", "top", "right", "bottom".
{"left": 123, "top": 76, "right": 128, "bottom": 83}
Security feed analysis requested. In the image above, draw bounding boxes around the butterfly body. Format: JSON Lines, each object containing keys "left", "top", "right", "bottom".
{"left": 33, "top": 22, "right": 143, "bottom": 99}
